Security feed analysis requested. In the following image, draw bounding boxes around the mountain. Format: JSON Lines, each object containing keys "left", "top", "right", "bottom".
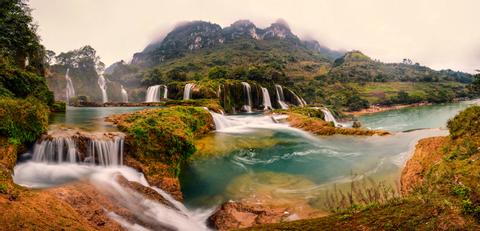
{"left": 131, "top": 19, "right": 339, "bottom": 68}
{"left": 102, "top": 19, "right": 475, "bottom": 109}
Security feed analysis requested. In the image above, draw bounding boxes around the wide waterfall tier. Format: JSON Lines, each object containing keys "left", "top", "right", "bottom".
{"left": 120, "top": 85, "right": 128, "bottom": 103}
{"left": 241, "top": 82, "right": 253, "bottom": 112}
{"left": 219, "top": 82, "right": 306, "bottom": 113}
{"left": 183, "top": 83, "right": 195, "bottom": 100}
{"left": 145, "top": 85, "right": 168, "bottom": 102}
{"left": 65, "top": 68, "right": 75, "bottom": 103}
{"left": 275, "top": 84, "right": 289, "bottom": 109}
{"left": 98, "top": 74, "right": 108, "bottom": 103}
{"left": 261, "top": 87, "right": 273, "bottom": 110}
{"left": 31, "top": 129, "right": 125, "bottom": 166}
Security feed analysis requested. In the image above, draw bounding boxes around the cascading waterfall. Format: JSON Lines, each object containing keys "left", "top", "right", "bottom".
{"left": 32, "top": 137, "right": 77, "bottom": 163}
{"left": 65, "top": 68, "right": 75, "bottom": 104}
{"left": 145, "top": 85, "right": 162, "bottom": 102}
{"left": 31, "top": 136, "right": 124, "bottom": 166}
{"left": 98, "top": 73, "right": 108, "bottom": 103}
{"left": 321, "top": 108, "right": 340, "bottom": 127}
{"left": 120, "top": 85, "right": 128, "bottom": 103}
{"left": 288, "top": 89, "right": 306, "bottom": 107}
{"left": 241, "top": 82, "right": 253, "bottom": 112}
{"left": 261, "top": 87, "right": 273, "bottom": 110}
{"left": 275, "top": 84, "right": 289, "bottom": 109}
{"left": 183, "top": 83, "right": 195, "bottom": 100}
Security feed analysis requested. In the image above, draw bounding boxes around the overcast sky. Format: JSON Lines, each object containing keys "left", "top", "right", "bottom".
{"left": 30, "top": 0, "right": 479, "bottom": 73}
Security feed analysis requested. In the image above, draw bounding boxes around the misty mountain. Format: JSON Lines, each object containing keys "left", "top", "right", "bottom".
{"left": 131, "top": 19, "right": 344, "bottom": 67}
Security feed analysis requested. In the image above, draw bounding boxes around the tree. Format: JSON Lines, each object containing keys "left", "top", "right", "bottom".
{"left": 208, "top": 66, "right": 227, "bottom": 79}
{"left": 0, "top": 0, "right": 45, "bottom": 72}
{"left": 468, "top": 71, "right": 480, "bottom": 95}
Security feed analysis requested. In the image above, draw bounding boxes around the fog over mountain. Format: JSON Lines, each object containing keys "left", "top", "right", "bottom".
{"left": 30, "top": 0, "right": 480, "bottom": 73}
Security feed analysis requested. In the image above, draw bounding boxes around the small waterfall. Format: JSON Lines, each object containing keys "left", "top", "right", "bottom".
{"left": 145, "top": 85, "right": 161, "bottom": 102}
{"left": 321, "top": 108, "right": 340, "bottom": 127}
{"left": 120, "top": 85, "right": 128, "bottom": 103}
{"left": 183, "top": 83, "right": 195, "bottom": 100}
{"left": 288, "top": 89, "right": 306, "bottom": 107}
{"left": 162, "top": 85, "right": 168, "bottom": 99}
{"left": 209, "top": 111, "right": 237, "bottom": 130}
{"left": 275, "top": 84, "right": 289, "bottom": 109}
{"left": 261, "top": 87, "right": 273, "bottom": 110}
{"left": 31, "top": 135, "right": 124, "bottom": 166}
{"left": 32, "top": 137, "right": 77, "bottom": 163}
{"left": 98, "top": 74, "right": 108, "bottom": 103}
{"left": 241, "top": 82, "right": 253, "bottom": 112}
{"left": 65, "top": 68, "right": 75, "bottom": 104}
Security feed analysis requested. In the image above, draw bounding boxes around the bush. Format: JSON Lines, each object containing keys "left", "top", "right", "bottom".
{"left": 447, "top": 106, "right": 480, "bottom": 139}
{"left": 0, "top": 97, "right": 49, "bottom": 144}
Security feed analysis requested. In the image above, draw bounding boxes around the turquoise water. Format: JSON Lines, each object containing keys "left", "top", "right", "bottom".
{"left": 358, "top": 100, "right": 479, "bottom": 132}
{"left": 50, "top": 106, "right": 149, "bottom": 131}
{"left": 180, "top": 101, "right": 480, "bottom": 212}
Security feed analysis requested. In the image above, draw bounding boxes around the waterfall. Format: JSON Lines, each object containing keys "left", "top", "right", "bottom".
{"left": 98, "top": 74, "right": 108, "bottom": 103}
{"left": 120, "top": 85, "right": 128, "bottom": 103}
{"left": 275, "top": 84, "right": 289, "bottom": 109}
{"left": 65, "top": 68, "right": 75, "bottom": 104}
{"left": 163, "top": 85, "right": 168, "bottom": 99}
{"left": 288, "top": 89, "right": 306, "bottom": 107}
{"left": 145, "top": 85, "right": 161, "bottom": 102}
{"left": 183, "top": 83, "right": 195, "bottom": 100}
{"left": 321, "top": 108, "right": 340, "bottom": 127}
{"left": 261, "top": 87, "right": 273, "bottom": 110}
{"left": 241, "top": 82, "right": 253, "bottom": 112}
{"left": 31, "top": 135, "right": 124, "bottom": 166}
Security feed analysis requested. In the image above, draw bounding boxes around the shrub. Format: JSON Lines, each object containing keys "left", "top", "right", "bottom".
{"left": 0, "top": 97, "right": 49, "bottom": 144}
{"left": 447, "top": 106, "right": 480, "bottom": 139}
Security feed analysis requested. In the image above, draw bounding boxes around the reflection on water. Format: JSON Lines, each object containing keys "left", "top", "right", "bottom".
{"left": 49, "top": 106, "right": 149, "bottom": 131}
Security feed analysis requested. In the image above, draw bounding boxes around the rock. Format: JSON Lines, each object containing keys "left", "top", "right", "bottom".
{"left": 114, "top": 174, "right": 178, "bottom": 210}
{"left": 208, "top": 200, "right": 290, "bottom": 230}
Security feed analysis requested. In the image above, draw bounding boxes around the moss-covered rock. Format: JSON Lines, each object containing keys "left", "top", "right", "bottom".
{"left": 107, "top": 106, "right": 214, "bottom": 199}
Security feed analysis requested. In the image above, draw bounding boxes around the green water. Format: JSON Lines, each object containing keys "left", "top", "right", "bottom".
{"left": 180, "top": 101, "right": 479, "bottom": 212}
{"left": 358, "top": 100, "right": 479, "bottom": 132}
{"left": 49, "top": 106, "right": 149, "bottom": 131}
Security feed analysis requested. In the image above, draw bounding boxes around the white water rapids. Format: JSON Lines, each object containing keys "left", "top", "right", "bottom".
{"left": 13, "top": 163, "right": 212, "bottom": 230}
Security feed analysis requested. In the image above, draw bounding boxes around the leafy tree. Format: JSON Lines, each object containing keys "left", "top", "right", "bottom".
{"left": 0, "top": 0, "right": 45, "bottom": 73}
{"left": 208, "top": 66, "right": 227, "bottom": 79}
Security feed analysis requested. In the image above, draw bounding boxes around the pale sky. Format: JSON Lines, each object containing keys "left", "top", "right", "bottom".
{"left": 30, "top": 0, "right": 480, "bottom": 73}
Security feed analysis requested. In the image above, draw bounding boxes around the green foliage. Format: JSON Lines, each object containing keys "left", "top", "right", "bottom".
{"left": 50, "top": 101, "right": 66, "bottom": 112}
{"left": 0, "top": 58, "right": 54, "bottom": 105}
{"left": 0, "top": 0, "right": 46, "bottom": 73}
{"left": 447, "top": 106, "right": 480, "bottom": 139}
{"left": 208, "top": 66, "right": 227, "bottom": 79}
{"left": 112, "top": 106, "right": 213, "bottom": 175}
{"left": 452, "top": 185, "right": 471, "bottom": 199}
{"left": 0, "top": 97, "right": 49, "bottom": 144}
